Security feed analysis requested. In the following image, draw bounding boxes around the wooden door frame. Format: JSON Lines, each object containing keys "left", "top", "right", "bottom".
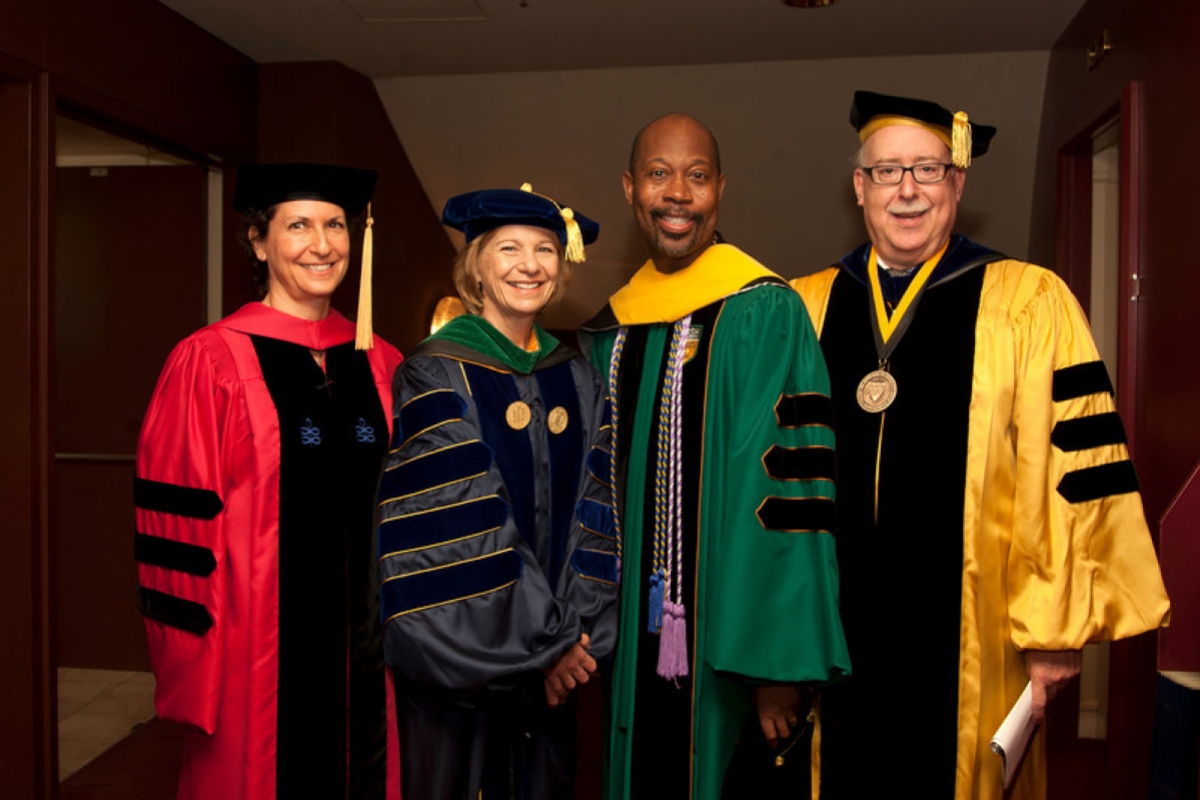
{"left": 1055, "top": 81, "right": 1144, "bottom": 458}
{"left": 0, "top": 54, "right": 57, "bottom": 800}
{"left": 1053, "top": 79, "right": 1151, "bottom": 800}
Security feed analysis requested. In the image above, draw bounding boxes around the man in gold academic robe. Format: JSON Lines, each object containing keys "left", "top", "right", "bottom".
{"left": 791, "top": 90, "right": 1170, "bottom": 800}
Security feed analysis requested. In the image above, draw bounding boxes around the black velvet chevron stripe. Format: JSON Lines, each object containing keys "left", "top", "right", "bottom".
{"left": 134, "top": 477, "right": 223, "bottom": 520}
{"left": 380, "top": 441, "right": 493, "bottom": 502}
{"left": 576, "top": 498, "right": 616, "bottom": 540}
{"left": 135, "top": 532, "right": 216, "bottom": 577}
{"left": 379, "top": 495, "right": 508, "bottom": 556}
{"left": 381, "top": 549, "right": 523, "bottom": 620}
{"left": 1050, "top": 412, "right": 1128, "bottom": 452}
{"left": 763, "top": 445, "right": 836, "bottom": 482}
{"left": 1057, "top": 460, "right": 1140, "bottom": 503}
{"left": 756, "top": 497, "right": 836, "bottom": 533}
{"left": 571, "top": 548, "right": 619, "bottom": 584}
{"left": 137, "top": 586, "right": 214, "bottom": 635}
{"left": 1052, "top": 361, "right": 1114, "bottom": 402}
{"left": 774, "top": 393, "right": 834, "bottom": 429}
{"left": 398, "top": 390, "right": 466, "bottom": 441}
{"left": 586, "top": 446, "right": 611, "bottom": 486}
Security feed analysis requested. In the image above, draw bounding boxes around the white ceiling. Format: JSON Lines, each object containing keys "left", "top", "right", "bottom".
{"left": 158, "top": 0, "right": 1087, "bottom": 78}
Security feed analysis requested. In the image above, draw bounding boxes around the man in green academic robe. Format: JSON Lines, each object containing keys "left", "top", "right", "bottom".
{"left": 579, "top": 113, "right": 850, "bottom": 800}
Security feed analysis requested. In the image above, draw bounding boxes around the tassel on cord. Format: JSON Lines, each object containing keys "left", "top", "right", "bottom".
{"left": 647, "top": 569, "right": 665, "bottom": 633}
{"left": 951, "top": 111, "right": 972, "bottom": 170}
{"left": 355, "top": 202, "right": 375, "bottom": 351}
{"left": 655, "top": 315, "right": 691, "bottom": 682}
{"left": 657, "top": 600, "right": 689, "bottom": 682}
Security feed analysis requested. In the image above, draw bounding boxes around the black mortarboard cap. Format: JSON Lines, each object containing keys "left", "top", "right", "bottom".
{"left": 850, "top": 90, "right": 997, "bottom": 167}
{"left": 442, "top": 184, "right": 600, "bottom": 262}
{"left": 232, "top": 163, "right": 377, "bottom": 216}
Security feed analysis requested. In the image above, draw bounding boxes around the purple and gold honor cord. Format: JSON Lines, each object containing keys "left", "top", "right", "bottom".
{"left": 607, "top": 328, "right": 628, "bottom": 576}
{"left": 607, "top": 319, "right": 691, "bottom": 683}
{"left": 654, "top": 316, "right": 691, "bottom": 680}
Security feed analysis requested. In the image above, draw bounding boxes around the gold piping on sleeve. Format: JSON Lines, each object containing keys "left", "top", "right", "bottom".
{"left": 378, "top": 493, "right": 503, "bottom": 524}
{"left": 573, "top": 546, "right": 619, "bottom": 586}
{"left": 384, "top": 438, "right": 483, "bottom": 472}
{"left": 759, "top": 444, "right": 836, "bottom": 483}
{"left": 400, "top": 387, "right": 457, "bottom": 409}
{"left": 384, "top": 580, "right": 518, "bottom": 622}
{"left": 383, "top": 547, "right": 515, "bottom": 581}
{"left": 392, "top": 419, "right": 461, "bottom": 453}
{"left": 774, "top": 391, "right": 835, "bottom": 430}
{"left": 580, "top": 524, "right": 617, "bottom": 542}
{"left": 379, "top": 525, "right": 502, "bottom": 560}
{"left": 377, "top": 471, "right": 488, "bottom": 505}
{"left": 458, "top": 361, "right": 473, "bottom": 395}
{"left": 753, "top": 495, "right": 837, "bottom": 533}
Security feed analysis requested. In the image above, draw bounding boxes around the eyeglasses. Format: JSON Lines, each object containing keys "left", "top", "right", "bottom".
{"left": 861, "top": 162, "right": 955, "bottom": 186}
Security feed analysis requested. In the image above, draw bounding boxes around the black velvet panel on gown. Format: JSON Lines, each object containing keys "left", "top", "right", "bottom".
{"left": 253, "top": 337, "right": 389, "bottom": 800}
{"left": 815, "top": 265, "right": 985, "bottom": 799}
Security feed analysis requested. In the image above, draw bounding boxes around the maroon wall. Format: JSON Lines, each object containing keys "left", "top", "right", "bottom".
{"left": 0, "top": 0, "right": 256, "bottom": 163}
{"left": 1030, "top": 0, "right": 1200, "bottom": 796}
{"left": 0, "top": 1, "right": 256, "bottom": 797}
{"left": 2, "top": 3, "right": 453, "bottom": 795}
{"left": 254, "top": 61, "right": 456, "bottom": 353}
{"left": 0, "top": 61, "right": 55, "bottom": 800}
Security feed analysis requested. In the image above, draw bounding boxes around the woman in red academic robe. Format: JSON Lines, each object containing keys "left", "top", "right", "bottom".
{"left": 134, "top": 163, "right": 402, "bottom": 800}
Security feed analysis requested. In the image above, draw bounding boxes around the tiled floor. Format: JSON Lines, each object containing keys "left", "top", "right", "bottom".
{"left": 57, "top": 668, "right": 157, "bottom": 781}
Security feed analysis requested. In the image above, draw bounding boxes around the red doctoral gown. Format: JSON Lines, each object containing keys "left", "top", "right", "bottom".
{"left": 134, "top": 303, "right": 403, "bottom": 800}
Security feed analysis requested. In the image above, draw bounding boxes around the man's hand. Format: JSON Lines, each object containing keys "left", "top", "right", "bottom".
{"left": 1025, "top": 649, "right": 1082, "bottom": 723}
{"left": 543, "top": 633, "right": 596, "bottom": 708}
{"left": 754, "top": 685, "right": 804, "bottom": 748}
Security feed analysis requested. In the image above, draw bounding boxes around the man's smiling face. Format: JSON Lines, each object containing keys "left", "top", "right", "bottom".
{"left": 854, "top": 123, "right": 966, "bottom": 270}
{"left": 623, "top": 114, "right": 725, "bottom": 274}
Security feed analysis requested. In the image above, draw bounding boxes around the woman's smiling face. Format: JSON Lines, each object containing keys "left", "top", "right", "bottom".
{"left": 475, "top": 224, "right": 562, "bottom": 335}
{"left": 253, "top": 199, "right": 350, "bottom": 319}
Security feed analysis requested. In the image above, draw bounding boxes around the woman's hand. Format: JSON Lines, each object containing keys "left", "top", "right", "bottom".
{"left": 543, "top": 633, "right": 597, "bottom": 708}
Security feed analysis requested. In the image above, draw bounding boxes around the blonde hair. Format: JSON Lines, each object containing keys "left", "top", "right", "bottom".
{"left": 452, "top": 228, "right": 574, "bottom": 316}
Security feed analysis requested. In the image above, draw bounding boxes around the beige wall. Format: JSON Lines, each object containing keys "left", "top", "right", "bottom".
{"left": 376, "top": 51, "right": 1049, "bottom": 328}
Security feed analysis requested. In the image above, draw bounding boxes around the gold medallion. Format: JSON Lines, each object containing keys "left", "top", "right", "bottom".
{"left": 505, "top": 401, "right": 532, "bottom": 430}
{"left": 856, "top": 369, "right": 897, "bottom": 413}
{"left": 547, "top": 406, "right": 569, "bottom": 435}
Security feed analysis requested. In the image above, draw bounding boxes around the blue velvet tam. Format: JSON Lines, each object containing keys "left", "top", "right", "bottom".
{"left": 850, "top": 90, "right": 996, "bottom": 167}
{"left": 232, "top": 163, "right": 378, "bottom": 216}
{"left": 442, "top": 184, "right": 600, "bottom": 262}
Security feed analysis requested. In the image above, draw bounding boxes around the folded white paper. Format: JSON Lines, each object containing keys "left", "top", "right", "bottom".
{"left": 990, "top": 681, "right": 1037, "bottom": 789}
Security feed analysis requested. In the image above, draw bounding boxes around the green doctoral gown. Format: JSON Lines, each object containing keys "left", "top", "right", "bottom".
{"left": 580, "top": 244, "right": 850, "bottom": 800}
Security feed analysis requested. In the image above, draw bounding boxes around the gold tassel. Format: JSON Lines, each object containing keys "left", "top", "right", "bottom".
{"left": 561, "top": 207, "right": 585, "bottom": 263}
{"left": 520, "top": 182, "right": 586, "bottom": 262}
{"left": 355, "top": 202, "right": 374, "bottom": 351}
{"left": 951, "top": 111, "right": 972, "bottom": 169}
